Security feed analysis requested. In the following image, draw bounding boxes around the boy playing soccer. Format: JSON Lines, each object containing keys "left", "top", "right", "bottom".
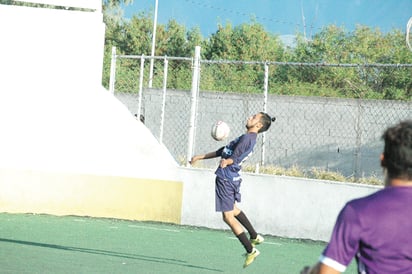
{"left": 190, "top": 112, "right": 276, "bottom": 268}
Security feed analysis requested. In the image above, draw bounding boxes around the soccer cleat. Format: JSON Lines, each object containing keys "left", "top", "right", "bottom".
{"left": 250, "top": 234, "right": 264, "bottom": 247}
{"left": 243, "top": 248, "right": 260, "bottom": 268}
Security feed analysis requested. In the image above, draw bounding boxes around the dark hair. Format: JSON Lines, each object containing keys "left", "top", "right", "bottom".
{"left": 258, "top": 112, "right": 276, "bottom": 133}
{"left": 382, "top": 120, "right": 412, "bottom": 180}
{"left": 134, "top": 114, "right": 145, "bottom": 124}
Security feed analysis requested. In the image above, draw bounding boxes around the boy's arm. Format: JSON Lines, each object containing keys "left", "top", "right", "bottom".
{"left": 301, "top": 262, "right": 341, "bottom": 274}
{"left": 190, "top": 151, "right": 219, "bottom": 165}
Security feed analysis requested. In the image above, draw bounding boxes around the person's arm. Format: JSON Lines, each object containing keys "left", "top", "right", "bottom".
{"left": 319, "top": 264, "right": 341, "bottom": 274}
{"left": 302, "top": 203, "right": 359, "bottom": 274}
{"left": 301, "top": 263, "right": 341, "bottom": 274}
{"left": 190, "top": 151, "right": 219, "bottom": 165}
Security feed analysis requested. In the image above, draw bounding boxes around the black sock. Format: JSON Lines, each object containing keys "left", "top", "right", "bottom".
{"left": 235, "top": 211, "right": 257, "bottom": 239}
{"left": 236, "top": 232, "right": 253, "bottom": 253}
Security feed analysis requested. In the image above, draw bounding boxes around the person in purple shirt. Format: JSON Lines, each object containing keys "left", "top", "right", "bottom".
{"left": 190, "top": 112, "right": 276, "bottom": 268}
{"left": 302, "top": 120, "right": 412, "bottom": 274}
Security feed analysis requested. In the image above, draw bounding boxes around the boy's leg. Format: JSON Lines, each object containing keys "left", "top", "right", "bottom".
{"left": 222, "top": 210, "right": 253, "bottom": 253}
{"left": 216, "top": 179, "right": 260, "bottom": 266}
{"left": 222, "top": 211, "right": 260, "bottom": 268}
{"left": 234, "top": 209, "right": 257, "bottom": 239}
{"left": 234, "top": 205, "right": 264, "bottom": 245}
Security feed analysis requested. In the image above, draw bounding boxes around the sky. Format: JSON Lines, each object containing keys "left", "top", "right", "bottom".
{"left": 123, "top": 0, "right": 412, "bottom": 39}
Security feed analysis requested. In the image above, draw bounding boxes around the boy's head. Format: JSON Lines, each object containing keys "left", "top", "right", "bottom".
{"left": 258, "top": 112, "right": 276, "bottom": 133}
{"left": 246, "top": 112, "right": 276, "bottom": 133}
{"left": 381, "top": 120, "right": 412, "bottom": 180}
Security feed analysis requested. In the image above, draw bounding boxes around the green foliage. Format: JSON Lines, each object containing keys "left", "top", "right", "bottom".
{"left": 310, "top": 168, "right": 347, "bottom": 182}
{"left": 243, "top": 164, "right": 383, "bottom": 185}
{"left": 355, "top": 176, "right": 382, "bottom": 185}
{"left": 200, "top": 21, "right": 284, "bottom": 92}
{"left": 123, "top": 13, "right": 154, "bottom": 55}
{"left": 285, "top": 25, "right": 412, "bottom": 100}
{"left": 103, "top": 0, "right": 132, "bottom": 9}
{"left": 102, "top": 8, "right": 412, "bottom": 99}
{"left": 204, "top": 21, "right": 283, "bottom": 61}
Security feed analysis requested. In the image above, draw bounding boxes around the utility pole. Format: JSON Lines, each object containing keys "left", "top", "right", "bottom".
{"left": 148, "top": 0, "right": 158, "bottom": 88}
{"left": 300, "top": 0, "right": 307, "bottom": 41}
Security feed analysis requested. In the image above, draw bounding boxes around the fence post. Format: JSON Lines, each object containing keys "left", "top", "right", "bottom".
{"left": 109, "top": 46, "right": 116, "bottom": 94}
{"left": 260, "top": 62, "right": 269, "bottom": 169}
{"left": 186, "top": 46, "right": 201, "bottom": 167}
{"left": 354, "top": 99, "right": 363, "bottom": 180}
{"left": 137, "top": 55, "right": 145, "bottom": 120}
{"left": 159, "top": 56, "right": 168, "bottom": 144}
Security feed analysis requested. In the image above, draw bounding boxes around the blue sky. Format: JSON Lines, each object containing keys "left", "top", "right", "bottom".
{"left": 123, "top": 0, "right": 411, "bottom": 38}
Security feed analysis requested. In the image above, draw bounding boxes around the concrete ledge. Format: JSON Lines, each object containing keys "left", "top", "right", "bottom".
{"left": 0, "top": 168, "right": 183, "bottom": 224}
{"left": 179, "top": 167, "right": 381, "bottom": 241}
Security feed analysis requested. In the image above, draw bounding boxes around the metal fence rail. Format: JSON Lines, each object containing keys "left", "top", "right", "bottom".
{"left": 109, "top": 47, "right": 412, "bottom": 180}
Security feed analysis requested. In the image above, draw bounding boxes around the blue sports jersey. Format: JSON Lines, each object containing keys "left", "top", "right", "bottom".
{"left": 214, "top": 132, "right": 257, "bottom": 180}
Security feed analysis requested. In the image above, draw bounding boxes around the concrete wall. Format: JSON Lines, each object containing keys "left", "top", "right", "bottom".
{"left": 180, "top": 167, "right": 381, "bottom": 241}
{"left": 0, "top": 168, "right": 182, "bottom": 223}
{"left": 0, "top": 2, "right": 183, "bottom": 223}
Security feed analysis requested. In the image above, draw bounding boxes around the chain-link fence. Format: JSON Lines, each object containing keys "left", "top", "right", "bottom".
{"left": 109, "top": 47, "right": 412, "bottom": 180}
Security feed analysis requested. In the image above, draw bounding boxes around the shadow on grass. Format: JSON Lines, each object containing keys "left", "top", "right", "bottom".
{"left": 0, "top": 237, "right": 223, "bottom": 272}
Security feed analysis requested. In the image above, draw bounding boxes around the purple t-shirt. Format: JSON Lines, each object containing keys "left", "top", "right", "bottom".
{"left": 321, "top": 186, "right": 412, "bottom": 274}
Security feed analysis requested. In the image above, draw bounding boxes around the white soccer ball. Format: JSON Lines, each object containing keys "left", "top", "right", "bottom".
{"left": 211, "top": 121, "right": 230, "bottom": 141}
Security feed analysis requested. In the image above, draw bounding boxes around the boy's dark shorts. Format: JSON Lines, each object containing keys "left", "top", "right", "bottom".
{"left": 215, "top": 176, "right": 242, "bottom": 212}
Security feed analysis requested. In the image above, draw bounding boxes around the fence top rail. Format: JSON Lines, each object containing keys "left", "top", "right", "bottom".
{"left": 117, "top": 55, "right": 192, "bottom": 62}
{"left": 201, "top": 59, "right": 412, "bottom": 68}
{"left": 117, "top": 54, "right": 412, "bottom": 68}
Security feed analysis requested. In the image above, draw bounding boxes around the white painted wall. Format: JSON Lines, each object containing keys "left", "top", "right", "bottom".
{"left": 0, "top": 3, "right": 179, "bottom": 181}
{"left": 180, "top": 167, "right": 381, "bottom": 241}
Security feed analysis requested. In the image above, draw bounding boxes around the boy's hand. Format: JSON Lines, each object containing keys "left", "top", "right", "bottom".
{"left": 189, "top": 155, "right": 200, "bottom": 165}
{"left": 220, "top": 158, "right": 233, "bottom": 168}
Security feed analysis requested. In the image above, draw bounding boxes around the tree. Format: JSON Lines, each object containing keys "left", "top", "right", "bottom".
{"left": 103, "top": 0, "right": 132, "bottom": 10}
{"left": 101, "top": 5, "right": 411, "bottom": 99}
{"left": 202, "top": 21, "right": 284, "bottom": 92}
{"left": 277, "top": 25, "right": 412, "bottom": 99}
